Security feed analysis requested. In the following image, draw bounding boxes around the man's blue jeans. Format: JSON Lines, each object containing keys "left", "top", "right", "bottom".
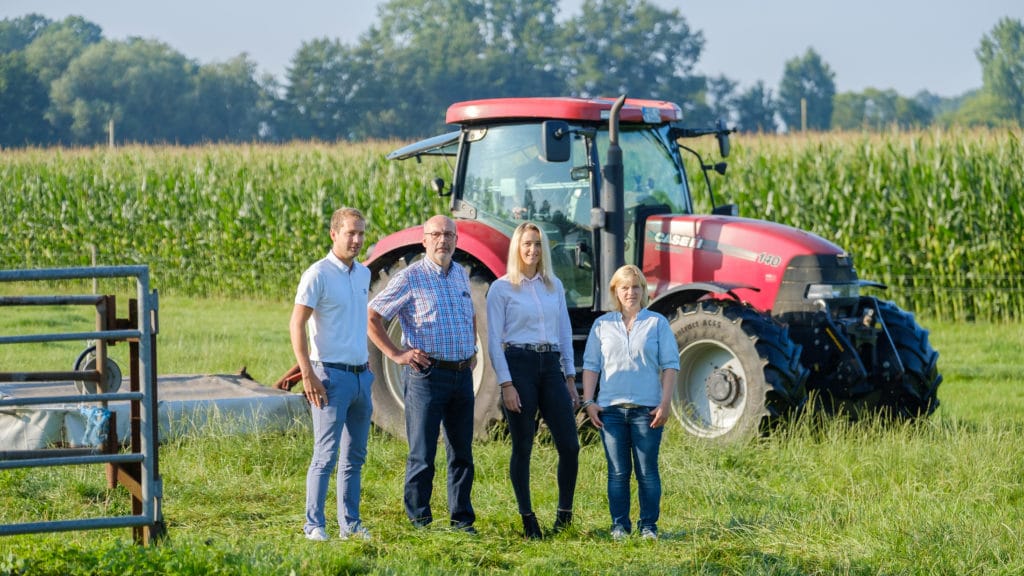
{"left": 598, "top": 404, "right": 664, "bottom": 534}
{"left": 304, "top": 364, "right": 373, "bottom": 536}
{"left": 403, "top": 364, "right": 476, "bottom": 527}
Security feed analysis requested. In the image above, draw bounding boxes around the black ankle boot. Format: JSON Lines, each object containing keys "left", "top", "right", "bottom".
{"left": 522, "top": 513, "right": 543, "bottom": 539}
{"left": 552, "top": 509, "right": 572, "bottom": 533}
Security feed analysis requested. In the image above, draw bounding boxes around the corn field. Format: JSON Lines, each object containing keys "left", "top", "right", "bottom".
{"left": 707, "top": 129, "right": 1024, "bottom": 322}
{"left": 1, "top": 130, "right": 1021, "bottom": 320}
{"left": 0, "top": 142, "right": 447, "bottom": 298}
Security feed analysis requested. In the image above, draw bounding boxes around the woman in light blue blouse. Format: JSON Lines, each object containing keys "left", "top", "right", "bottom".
{"left": 581, "top": 264, "right": 679, "bottom": 541}
{"left": 487, "top": 221, "right": 580, "bottom": 539}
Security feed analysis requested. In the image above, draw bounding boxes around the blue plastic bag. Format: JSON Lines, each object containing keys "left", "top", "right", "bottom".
{"left": 79, "top": 406, "right": 111, "bottom": 447}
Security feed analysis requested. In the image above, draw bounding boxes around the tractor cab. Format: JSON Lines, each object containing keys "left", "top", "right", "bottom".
{"left": 389, "top": 99, "right": 697, "bottom": 311}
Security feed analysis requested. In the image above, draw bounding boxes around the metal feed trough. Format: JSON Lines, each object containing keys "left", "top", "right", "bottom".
{"left": 0, "top": 265, "right": 164, "bottom": 545}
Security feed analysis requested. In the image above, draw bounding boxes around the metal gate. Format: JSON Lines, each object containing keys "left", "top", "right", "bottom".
{"left": 0, "top": 265, "right": 164, "bottom": 544}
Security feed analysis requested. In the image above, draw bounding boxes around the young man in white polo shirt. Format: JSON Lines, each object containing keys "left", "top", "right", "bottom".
{"left": 290, "top": 207, "right": 373, "bottom": 541}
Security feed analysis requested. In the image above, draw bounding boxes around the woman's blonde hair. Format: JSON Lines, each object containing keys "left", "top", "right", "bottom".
{"left": 609, "top": 264, "right": 649, "bottom": 312}
{"left": 506, "top": 221, "right": 555, "bottom": 288}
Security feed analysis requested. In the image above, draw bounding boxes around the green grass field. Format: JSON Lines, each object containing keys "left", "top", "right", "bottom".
{"left": 3, "top": 126, "right": 1022, "bottom": 574}
{"left": 1, "top": 296, "right": 1023, "bottom": 575}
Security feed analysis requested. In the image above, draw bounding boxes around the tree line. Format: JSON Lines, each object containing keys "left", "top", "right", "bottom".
{"left": 2, "top": 0, "right": 1023, "bottom": 148}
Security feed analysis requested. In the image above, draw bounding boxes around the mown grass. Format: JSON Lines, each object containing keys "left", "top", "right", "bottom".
{"left": 1, "top": 298, "right": 1023, "bottom": 575}
{"left": 0, "top": 291, "right": 294, "bottom": 386}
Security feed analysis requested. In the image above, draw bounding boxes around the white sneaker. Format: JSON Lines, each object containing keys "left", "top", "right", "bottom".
{"left": 640, "top": 526, "right": 658, "bottom": 540}
{"left": 305, "top": 527, "right": 329, "bottom": 541}
{"left": 610, "top": 525, "right": 629, "bottom": 541}
{"left": 341, "top": 523, "right": 371, "bottom": 541}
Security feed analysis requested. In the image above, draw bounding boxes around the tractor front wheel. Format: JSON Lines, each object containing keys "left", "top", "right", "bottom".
{"left": 875, "top": 300, "right": 942, "bottom": 418}
{"left": 669, "top": 300, "right": 808, "bottom": 443}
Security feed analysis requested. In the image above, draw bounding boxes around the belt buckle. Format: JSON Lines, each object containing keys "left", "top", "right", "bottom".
{"left": 508, "top": 343, "right": 556, "bottom": 353}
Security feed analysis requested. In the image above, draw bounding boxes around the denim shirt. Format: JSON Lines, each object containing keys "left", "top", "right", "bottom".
{"left": 582, "top": 308, "right": 680, "bottom": 408}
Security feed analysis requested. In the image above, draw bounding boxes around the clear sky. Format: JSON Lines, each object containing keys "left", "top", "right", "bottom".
{"left": 3, "top": 0, "right": 1023, "bottom": 98}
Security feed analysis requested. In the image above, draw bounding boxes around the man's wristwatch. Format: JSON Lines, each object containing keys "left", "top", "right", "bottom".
{"left": 580, "top": 399, "right": 595, "bottom": 409}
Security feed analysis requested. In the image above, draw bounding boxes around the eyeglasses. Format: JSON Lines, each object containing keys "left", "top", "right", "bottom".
{"left": 424, "top": 231, "right": 456, "bottom": 241}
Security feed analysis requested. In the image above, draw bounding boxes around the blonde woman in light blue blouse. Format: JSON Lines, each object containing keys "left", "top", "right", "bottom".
{"left": 581, "top": 264, "right": 679, "bottom": 541}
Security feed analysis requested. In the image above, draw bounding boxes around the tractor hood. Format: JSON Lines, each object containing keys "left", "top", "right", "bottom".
{"left": 642, "top": 213, "right": 855, "bottom": 312}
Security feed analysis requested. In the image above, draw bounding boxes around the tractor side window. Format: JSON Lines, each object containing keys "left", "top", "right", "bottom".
{"left": 595, "top": 127, "right": 691, "bottom": 265}
{"left": 463, "top": 125, "right": 531, "bottom": 220}
{"left": 595, "top": 127, "right": 690, "bottom": 215}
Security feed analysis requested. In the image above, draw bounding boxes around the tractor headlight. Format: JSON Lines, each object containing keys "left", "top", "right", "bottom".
{"left": 805, "top": 283, "right": 860, "bottom": 301}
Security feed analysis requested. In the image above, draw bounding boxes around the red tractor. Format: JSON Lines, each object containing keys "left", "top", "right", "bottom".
{"left": 364, "top": 95, "right": 941, "bottom": 443}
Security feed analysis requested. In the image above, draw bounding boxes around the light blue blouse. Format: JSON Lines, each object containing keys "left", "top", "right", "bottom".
{"left": 582, "top": 308, "right": 680, "bottom": 408}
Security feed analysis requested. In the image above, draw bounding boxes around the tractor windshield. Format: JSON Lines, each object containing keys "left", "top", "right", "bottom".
{"left": 459, "top": 122, "right": 691, "bottom": 308}
{"left": 460, "top": 123, "right": 691, "bottom": 225}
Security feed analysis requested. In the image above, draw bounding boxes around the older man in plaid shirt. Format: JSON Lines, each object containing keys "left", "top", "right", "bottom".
{"left": 368, "top": 215, "right": 479, "bottom": 534}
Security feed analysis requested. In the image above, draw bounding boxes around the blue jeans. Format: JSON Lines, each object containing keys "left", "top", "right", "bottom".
{"left": 304, "top": 364, "right": 373, "bottom": 535}
{"left": 599, "top": 404, "right": 663, "bottom": 533}
{"left": 503, "top": 348, "right": 579, "bottom": 515}
{"left": 403, "top": 364, "right": 475, "bottom": 526}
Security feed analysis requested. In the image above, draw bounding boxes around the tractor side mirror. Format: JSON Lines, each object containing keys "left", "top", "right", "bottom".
{"left": 431, "top": 177, "right": 449, "bottom": 197}
{"left": 541, "top": 120, "right": 571, "bottom": 163}
{"left": 572, "top": 241, "right": 592, "bottom": 270}
{"left": 716, "top": 118, "right": 731, "bottom": 158}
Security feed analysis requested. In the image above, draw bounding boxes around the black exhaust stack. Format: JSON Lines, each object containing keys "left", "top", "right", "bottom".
{"left": 598, "top": 94, "right": 627, "bottom": 311}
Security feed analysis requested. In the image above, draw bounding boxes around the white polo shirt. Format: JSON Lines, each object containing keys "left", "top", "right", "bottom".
{"left": 294, "top": 250, "right": 371, "bottom": 365}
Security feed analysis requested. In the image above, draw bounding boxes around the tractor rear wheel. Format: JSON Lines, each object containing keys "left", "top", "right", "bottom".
{"left": 367, "top": 257, "right": 500, "bottom": 440}
{"left": 875, "top": 300, "right": 942, "bottom": 418}
{"left": 669, "top": 300, "right": 808, "bottom": 443}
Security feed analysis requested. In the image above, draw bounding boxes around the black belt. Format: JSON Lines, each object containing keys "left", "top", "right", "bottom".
{"left": 321, "top": 361, "right": 369, "bottom": 374}
{"left": 504, "top": 343, "right": 559, "bottom": 353}
{"left": 429, "top": 357, "right": 473, "bottom": 371}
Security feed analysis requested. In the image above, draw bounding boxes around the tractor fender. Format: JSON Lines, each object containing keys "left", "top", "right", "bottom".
{"left": 364, "top": 220, "right": 509, "bottom": 280}
{"left": 648, "top": 281, "right": 760, "bottom": 316}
